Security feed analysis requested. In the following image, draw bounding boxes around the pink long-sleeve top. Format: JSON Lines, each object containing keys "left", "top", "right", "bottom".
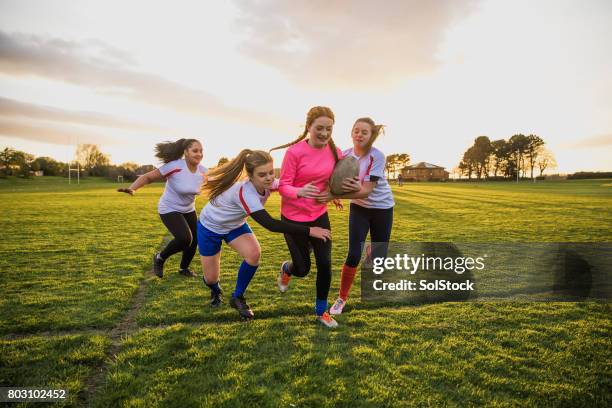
{"left": 279, "top": 139, "right": 342, "bottom": 222}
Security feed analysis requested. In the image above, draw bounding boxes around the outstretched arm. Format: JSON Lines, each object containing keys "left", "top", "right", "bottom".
{"left": 117, "top": 168, "right": 164, "bottom": 195}
{"left": 250, "top": 209, "right": 332, "bottom": 241}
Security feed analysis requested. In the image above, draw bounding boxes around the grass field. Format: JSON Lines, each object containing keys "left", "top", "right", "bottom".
{"left": 1, "top": 176, "right": 610, "bottom": 407}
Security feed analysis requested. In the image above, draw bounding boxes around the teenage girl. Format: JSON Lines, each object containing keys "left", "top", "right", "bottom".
{"left": 316, "top": 118, "right": 394, "bottom": 315}
{"left": 270, "top": 106, "right": 359, "bottom": 328}
{"left": 118, "top": 138, "right": 207, "bottom": 278}
{"left": 198, "top": 150, "right": 331, "bottom": 320}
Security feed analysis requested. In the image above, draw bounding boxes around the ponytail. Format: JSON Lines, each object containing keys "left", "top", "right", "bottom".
{"left": 205, "top": 149, "right": 273, "bottom": 203}
{"left": 155, "top": 138, "right": 200, "bottom": 163}
{"left": 328, "top": 138, "right": 339, "bottom": 163}
{"left": 270, "top": 129, "right": 308, "bottom": 153}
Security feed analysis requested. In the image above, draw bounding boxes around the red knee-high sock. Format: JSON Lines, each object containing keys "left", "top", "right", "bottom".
{"left": 339, "top": 264, "right": 358, "bottom": 301}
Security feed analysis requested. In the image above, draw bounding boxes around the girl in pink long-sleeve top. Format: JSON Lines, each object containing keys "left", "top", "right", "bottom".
{"left": 270, "top": 106, "right": 359, "bottom": 329}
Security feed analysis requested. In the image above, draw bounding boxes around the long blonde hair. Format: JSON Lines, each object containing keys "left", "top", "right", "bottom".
{"left": 270, "top": 106, "right": 339, "bottom": 163}
{"left": 204, "top": 150, "right": 272, "bottom": 203}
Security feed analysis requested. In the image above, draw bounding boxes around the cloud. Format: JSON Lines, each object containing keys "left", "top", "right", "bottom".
{"left": 0, "top": 117, "right": 118, "bottom": 146}
{"left": 233, "top": 0, "right": 478, "bottom": 88}
{"left": 0, "top": 96, "right": 176, "bottom": 134}
{"left": 0, "top": 30, "right": 289, "bottom": 130}
{"left": 567, "top": 134, "right": 612, "bottom": 149}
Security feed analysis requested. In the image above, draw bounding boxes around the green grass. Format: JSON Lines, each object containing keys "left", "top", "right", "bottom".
{"left": 0, "top": 333, "right": 110, "bottom": 407}
{"left": 0, "top": 177, "right": 610, "bottom": 407}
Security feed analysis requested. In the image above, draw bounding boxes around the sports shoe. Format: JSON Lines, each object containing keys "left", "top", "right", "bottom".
{"left": 316, "top": 312, "right": 338, "bottom": 328}
{"left": 152, "top": 252, "right": 165, "bottom": 278}
{"left": 329, "top": 298, "right": 346, "bottom": 315}
{"left": 210, "top": 289, "right": 223, "bottom": 307}
{"left": 230, "top": 295, "right": 254, "bottom": 320}
{"left": 278, "top": 261, "right": 292, "bottom": 293}
{"left": 178, "top": 268, "right": 197, "bottom": 278}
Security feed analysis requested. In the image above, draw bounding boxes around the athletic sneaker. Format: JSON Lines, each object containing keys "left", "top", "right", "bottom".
{"left": 152, "top": 252, "right": 165, "bottom": 278}
{"left": 178, "top": 268, "right": 197, "bottom": 278}
{"left": 329, "top": 298, "right": 346, "bottom": 315}
{"left": 316, "top": 312, "right": 338, "bottom": 328}
{"left": 210, "top": 289, "right": 223, "bottom": 307}
{"left": 277, "top": 261, "right": 292, "bottom": 293}
{"left": 230, "top": 295, "right": 254, "bottom": 320}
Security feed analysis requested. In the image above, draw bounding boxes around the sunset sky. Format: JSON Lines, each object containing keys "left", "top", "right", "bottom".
{"left": 0, "top": 0, "right": 610, "bottom": 173}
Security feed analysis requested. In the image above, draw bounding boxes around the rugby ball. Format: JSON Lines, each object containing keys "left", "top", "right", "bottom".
{"left": 329, "top": 156, "right": 359, "bottom": 195}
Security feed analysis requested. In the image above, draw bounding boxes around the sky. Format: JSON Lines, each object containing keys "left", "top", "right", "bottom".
{"left": 0, "top": 0, "right": 610, "bottom": 173}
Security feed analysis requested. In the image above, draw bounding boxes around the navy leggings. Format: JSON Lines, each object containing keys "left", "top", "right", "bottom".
{"left": 282, "top": 212, "right": 332, "bottom": 300}
{"left": 159, "top": 211, "right": 198, "bottom": 269}
{"left": 345, "top": 203, "right": 394, "bottom": 268}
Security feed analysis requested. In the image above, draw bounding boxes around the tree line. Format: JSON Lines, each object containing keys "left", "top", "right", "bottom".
{"left": 0, "top": 145, "right": 154, "bottom": 181}
{"left": 457, "top": 134, "right": 557, "bottom": 180}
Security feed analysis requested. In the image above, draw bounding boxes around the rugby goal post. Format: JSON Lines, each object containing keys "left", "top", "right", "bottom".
{"left": 68, "top": 162, "right": 81, "bottom": 185}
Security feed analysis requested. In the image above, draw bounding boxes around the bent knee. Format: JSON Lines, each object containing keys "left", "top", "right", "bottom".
{"left": 244, "top": 248, "right": 261, "bottom": 265}
{"left": 176, "top": 235, "right": 192, "bottom": 249}
{"left": 291, "top": 262, "right": 311, "bottom": 277}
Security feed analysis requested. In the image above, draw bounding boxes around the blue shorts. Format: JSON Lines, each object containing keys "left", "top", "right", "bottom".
{"left": 197, "top": 221, "right": 253, "bottom": 256}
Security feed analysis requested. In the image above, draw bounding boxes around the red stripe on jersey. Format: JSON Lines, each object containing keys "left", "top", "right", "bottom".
{"left": 364, "top": 156, "right": 374, "bottom": 180}
{"left": 239, "top": 185, "right": 251, "bottom": 215}
{"left": 163, "top": 168, "right": 181, "bottom": 178}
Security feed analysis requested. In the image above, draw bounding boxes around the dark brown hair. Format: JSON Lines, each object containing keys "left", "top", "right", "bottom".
{"left": 204, "top": 150, "right": 272, "bottom": 203}
{"left": 155, "top": 138, "right": 200, "bottom": 163}
{"left": 270, "top": 106, "right": 339, "bottom": 163}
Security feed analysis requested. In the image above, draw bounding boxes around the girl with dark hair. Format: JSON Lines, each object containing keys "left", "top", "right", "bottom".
{"left": 118, "top": 138, "right": 207, "bottom": 278}
{"left": 315, "top": 117, "right": 395, "bottom": 315}
{"left": 270, "top": 106, "right": 360, "bottom": 328}
{"left": 198, "top": 150, "right": 331, "bottom": 320}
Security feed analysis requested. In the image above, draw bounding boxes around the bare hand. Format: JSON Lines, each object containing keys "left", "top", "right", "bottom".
{"left": 314, "top": 190, "right": 334, "bottom": 203}
{"left": 117, "top": 188, "right": 134, "bottom": 196}
{"left": 342, "top": 177, "right": 361, "bottom": 193}
{"left": 332, "top": 198, "right": 344, "bottom": 211}
{"left": 309, "top": 227, "right": 332, "bottom": 242}
{"left": 297, "top": 182, "right": 320, "bottom": 199}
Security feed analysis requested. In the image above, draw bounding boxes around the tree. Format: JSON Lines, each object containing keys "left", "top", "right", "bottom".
{"left": 509, "top": 134, "right": 529, "bottom": 179}
{"left": 536, "top": 147, "right": 557, "bottom": 177}
{"left": 33, "top": 156, "right": 65, "bottom": 176}
{"left": 13, "top": 151, "right": 35, "bottom": 178}
{"left": 525, "top": 134, "right": 545, "bottom": 180}
{"left": 472, "top": 136, "right": 492, "bottom": 180}
{"left": 395, "top": 153, "right": 410, "bottom": 177}
{"left": 0, "top": 147, "right": 18, "bottom": 176}
{"left": 490, "top": 139, "right": 508, "bottom": 177}
{"left": 385, "top": 153, "right": 410, "bottom": 179}
{"left": 76, "top": 144, "right": 110, "bottom": 171}
{"left": 385, "top": 154, "right": 397, "bottom": 178}
{"left": 217, "top": 157, "right": 229, "bottom": 167}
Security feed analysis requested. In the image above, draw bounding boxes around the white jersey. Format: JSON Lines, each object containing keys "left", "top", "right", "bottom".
{"left": 342, "top": 147, "right": 394, "bottom": 209}
{"left": 157, "top": 159, "right": 208, "bottom": 214}
{"left": 200, "top": 179, "right": 279, "bottom": 234}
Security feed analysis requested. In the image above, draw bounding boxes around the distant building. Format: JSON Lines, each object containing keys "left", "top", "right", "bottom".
{"left": 401, "top": 162, "right": 449, "bottom": 181}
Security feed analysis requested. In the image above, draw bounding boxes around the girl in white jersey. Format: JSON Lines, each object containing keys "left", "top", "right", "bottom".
{"left": 199, "top": 150, "right": 331, "bottom": 320}
{"left": 315, "top": 117, "right": 394, "bottom": 314}
{"left": 118, "top": 139, "right": 207, "bottom": 278}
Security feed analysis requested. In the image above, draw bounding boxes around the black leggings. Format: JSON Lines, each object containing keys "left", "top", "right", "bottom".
{"left": 346, "top": 203, "right": 393, "bottom": 268}
{"left": 282, "top": 212, "right": 332, "bottom": 300}
{"left": 159, "top": 211, "right": 198, "bottom": 269}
